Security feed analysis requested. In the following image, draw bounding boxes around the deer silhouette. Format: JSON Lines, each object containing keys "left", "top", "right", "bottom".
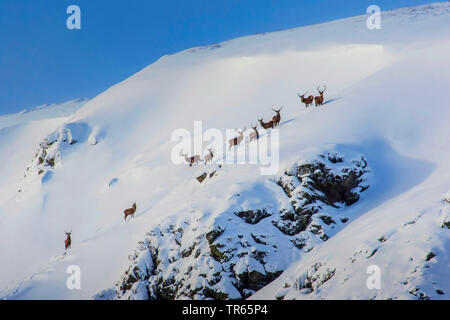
{"left": 181, "top": 151, "right": 202, "bottom": 167}
{"left": 204, "top": 147, "right": 214, "bottom": 165}
{"left": 258, "top": 118, "right": 274, "bottom": 130}
{"left": 298, "top": 92, "right": 314, "bottom": 108}
{"left": 272, "top": 107, "right": 283, "bottom": 127}
{"left": 314, "top": 85, "right": 327, "bottom": 107}
{"left": 249, "top": 125, "right": 259, "bottom": 142}
{"left": 124, "top": 202, "right": 136, "bottom": 221}
{"left": 229, "top": 128, "right": 246, "bottom": 151}
{"left": 64, "top": 231, "right": 72, "bottom": 251}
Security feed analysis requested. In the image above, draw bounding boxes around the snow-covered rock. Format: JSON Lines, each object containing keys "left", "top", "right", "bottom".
{"left": 112, "top": 152, "right": 370, "bottom": 300}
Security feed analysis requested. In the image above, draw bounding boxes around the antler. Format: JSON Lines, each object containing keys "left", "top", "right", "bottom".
{"left": 318, "top": 85, "right": 327, "bottom": 93}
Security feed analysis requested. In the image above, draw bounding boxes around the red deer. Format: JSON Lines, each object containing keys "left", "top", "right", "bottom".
{"left": 249, "top": 125, "right": 259, "bottom": 142}
{"left": 181, "top": 151, "right": 202, "bottom": 167}
{"left": 314, "top": 85, "right": 327, "bottom": 107}
{"left": 298, "top": 92, "right": 314, "bottom": 108}
{"left": 204, "top": 147, "right": 214, "bottom": 165}
{"left": 124, "top": 202, "right": 136, "bottom": 221}
{"left": 64, "top": 231, "right": 72, "bottom": 251}
{"left": 229, "top": 127, "right": 246, "bottom": 151}
{"left": 272, "top": 107, "right": 283, "bottom": 127}
{"left": 258, "top": 118, "right": 274, "bottom": 130}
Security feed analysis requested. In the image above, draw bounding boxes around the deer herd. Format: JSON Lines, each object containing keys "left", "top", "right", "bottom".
{"left": 298, "top": 85, "right": 327, "bottom": 108}
{"left": 179, "top": 85, "right": 327, "bottom": 168}
{"left": 64, "top": 86, "right": 327, "bottom": 251}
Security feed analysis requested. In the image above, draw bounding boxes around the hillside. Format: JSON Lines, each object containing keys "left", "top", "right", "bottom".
{"left": 1, "top": 2, "right": 449, "bottom": 300}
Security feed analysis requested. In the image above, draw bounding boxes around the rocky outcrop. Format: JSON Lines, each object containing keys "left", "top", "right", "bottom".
{"left": 21, "top": 123, "right": 91, "bottom": 188}
{"left": 273, "top": 153, "right": 369, "bottom": 243}
{"left": 111, "top": 152, "right": 370, "bottom": 300}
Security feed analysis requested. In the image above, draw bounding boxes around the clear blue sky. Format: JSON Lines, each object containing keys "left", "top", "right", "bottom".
{"left": 0, "top": 0, "right": 438, "bottom": 114}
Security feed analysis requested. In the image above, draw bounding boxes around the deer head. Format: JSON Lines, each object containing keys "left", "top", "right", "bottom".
{"left": 272, "top": 107, "right": 283, "bottom": 114}
{"left": 251, "top": 124, "right": 259, "bottom": 139}
{"left": 180, "top": 150, "right": 189, "bottom": 160}
{"left": 317, "top": 85, "right": 327, "bottom": 96}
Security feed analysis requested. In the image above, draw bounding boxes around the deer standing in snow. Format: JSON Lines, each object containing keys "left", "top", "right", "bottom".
{"left": 258, "top": 118, "right": 274, "bottom": 130}
{"left": 314, "top": 85, "right": 327, "bottom": 107}
{"left": 204, "top": 147, "right": 214, "bottom": 165}
{"left": 229, "top": 127, "right": 246, "bottom": 151}
{"left": 181, "top": 151, "right": 202, "bottom": 167}
{"left": 64, "top": 231, "right": 72, "bottom": 251}
{"left": 249, "top": 125, "right": 259, "bottom": 142}
{"left": 272, "top": 107, "right": 283, "bottom": 127}
{"left": 298, "top": 92, "right": 314, "bottom": 108}
{"left": 124, "top": 202, "right": 136, "bottom": 221}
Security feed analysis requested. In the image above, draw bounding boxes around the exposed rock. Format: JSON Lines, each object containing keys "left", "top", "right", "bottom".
{"left": 112, "top": 152, "right": 370, "bottom": 300}
{"left": 196, "top": 173, "right": 207, "bottom": 183}
{"left": 293, "top": 262, "right": 336, "bottom": 293}
{"left": 409, "top": 287, "right": 430, "bottom": 300}
{"left": 196, "top": 169, "right": 219, "bottom": 184}
{"left": 24, "top": 125, "right": 84, "bottom": 181}
{"left": 425, "top": 251, "right": 436, "bottom": 261}
{"left": 273, "top": 153, "right": 369, "bottom": 237}
{"left": 234, "top": 209, "right": 271, "bottom": 224}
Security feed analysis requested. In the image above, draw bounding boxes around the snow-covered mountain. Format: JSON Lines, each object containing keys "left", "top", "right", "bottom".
{"left": 1, "top": 2, "right": 450, "bottom": 300}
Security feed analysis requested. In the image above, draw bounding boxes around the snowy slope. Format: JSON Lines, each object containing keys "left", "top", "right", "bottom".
{"left": 1, "top": 2, "right": 450, "bottom": 300}
{"left": 0, "top": 99, "right": 89, "bottom": 288}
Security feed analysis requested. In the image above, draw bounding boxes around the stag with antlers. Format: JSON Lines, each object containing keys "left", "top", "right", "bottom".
{"left": 181, "top": 151, "right": 202, "bottom": 167}
{"left": 124, "top": 202, "right": 137, "bottom": 221}
{"left": 298, "top": 92, "right": 314, "bottom": 108}
{"left": 204, "top": 147, "right": 214, "bottom": 165}
{"left": 249, "top": 125, "right": 259, "bottom": 142}
{"left": 272, "top": 107, "right": 283, "bottom": 127}
{"left": 229, "top": 127, "right": 246, "bottom": 151}
{"left": 314, "top": 85, "right": 327, "bottom": 107}
{"left": 64, "top": 231, "right": 72, "bottom": 251}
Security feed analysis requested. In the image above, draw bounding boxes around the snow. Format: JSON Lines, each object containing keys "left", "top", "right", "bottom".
{"left": 1, "top": 2, "right": 450, "bottom": 300}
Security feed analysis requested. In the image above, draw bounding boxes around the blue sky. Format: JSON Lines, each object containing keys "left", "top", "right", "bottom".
{"left": 0, "top": 0, "right": 437, "bottom": 114}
